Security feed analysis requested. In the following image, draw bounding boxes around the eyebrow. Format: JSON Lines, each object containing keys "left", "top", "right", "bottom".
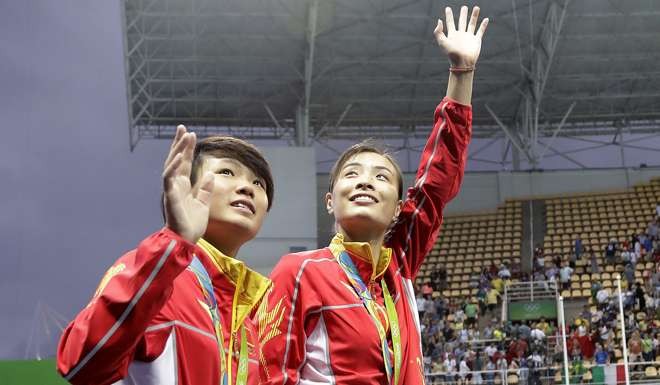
{"left": 341, "top": 162, "right": 394, "bottom": 174}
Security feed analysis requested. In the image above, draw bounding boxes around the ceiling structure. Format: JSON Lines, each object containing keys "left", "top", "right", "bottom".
{"left": 122, "top": 0, "right": 660, "bottom": 169}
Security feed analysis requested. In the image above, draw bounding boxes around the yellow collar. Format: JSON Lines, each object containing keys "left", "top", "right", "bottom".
{"left": 329, "top": 233, "right": 392, "bottom": 281}
{"left": 196, "top": 238, "right": 272, "bottom": 332}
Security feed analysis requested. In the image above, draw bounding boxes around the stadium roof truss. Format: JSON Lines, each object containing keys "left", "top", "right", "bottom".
{"left": 122, "top": 0, "right": 660, "bottom": 169}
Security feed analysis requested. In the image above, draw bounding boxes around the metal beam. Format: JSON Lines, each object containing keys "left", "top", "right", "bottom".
{"left": 538, "top": 101, "right": 576, "bottom": 160}
{"left": 263, "top": 104, "right": 283, "bottom": 138}
{"left": 485, "top": 104, "right": 531, "bottom": 161}
{"left": 296, "top": 0, "right": 319, "bottom": 147}
{"left": 505, "top": 0, "right": 571, "bottom": 167}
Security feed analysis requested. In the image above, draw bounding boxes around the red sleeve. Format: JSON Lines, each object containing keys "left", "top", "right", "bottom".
{"left": 386, "top": 97, "right": 472, "bottom": 280}
{"left": 56, "top": 228, "right": 197, "bottom": 385}
{"left": 260, "top": 254, "right": 323, "bottom": 385}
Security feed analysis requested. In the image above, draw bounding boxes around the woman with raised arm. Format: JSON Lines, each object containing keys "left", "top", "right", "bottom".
{"left": 258, "top": 6, "right": 489, "bottom": 385}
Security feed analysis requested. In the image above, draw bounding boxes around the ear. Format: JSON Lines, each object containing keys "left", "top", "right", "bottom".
{"left": 325, "top": 192, "right": 333, "bottom": 215}
{"left": 393, "top": 199, "right": 404, "bottom": 222}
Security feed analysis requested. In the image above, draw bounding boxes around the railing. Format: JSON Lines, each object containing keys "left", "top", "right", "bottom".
{"left": 424, "top": 361, "right": 660, "bottom": 385}
{"left": 506, "top": 280, "right": 558, "bottom": 302}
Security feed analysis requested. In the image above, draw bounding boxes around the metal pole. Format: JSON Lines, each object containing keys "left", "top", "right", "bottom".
{"left": 617, "top": 275, "right": 631, "bottom": 385}
{"left": 558, "top": 296, "right": 570, "bottom": 385}
{"left": 530, "top": 200, "right": 535, "bottom": 283}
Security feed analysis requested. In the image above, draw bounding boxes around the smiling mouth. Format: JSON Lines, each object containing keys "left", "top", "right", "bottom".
{"left": 230, "top": 200, "right": 255, "bottom": 214}
{"left": 349, "top": 193, "right": 378, "bottom": 203}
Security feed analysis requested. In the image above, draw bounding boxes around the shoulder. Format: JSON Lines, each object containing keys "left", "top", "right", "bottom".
{"left": 270, "top": 248, "right": 336, "bottom": 279}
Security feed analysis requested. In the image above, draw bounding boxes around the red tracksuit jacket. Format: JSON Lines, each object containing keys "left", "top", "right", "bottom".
{"left": 57, "top": 228, "right": 271, "bottom": 385}
{"left": 259, "top": 97, "right": 472, "bottom": 385}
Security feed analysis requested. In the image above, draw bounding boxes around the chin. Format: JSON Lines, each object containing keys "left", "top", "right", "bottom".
{"left": 209, "top": 215, "right": 260, "bottom": 240}
{"left": 339, "top": 214, "right": 389, "bottom": 236}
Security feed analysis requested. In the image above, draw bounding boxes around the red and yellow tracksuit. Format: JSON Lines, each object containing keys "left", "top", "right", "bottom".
{"left": 57, "top": 228, "right": 271, "bottom": 385}
{"left": 259, "top": 97, "right": 472, "bottom": 385}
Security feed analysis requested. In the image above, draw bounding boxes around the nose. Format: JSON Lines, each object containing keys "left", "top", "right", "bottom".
{"left": 237, "top": 179, "right": 255, "bottom": 198}
{"left": 355, "top": 175, "right": 375, "bottom": 191}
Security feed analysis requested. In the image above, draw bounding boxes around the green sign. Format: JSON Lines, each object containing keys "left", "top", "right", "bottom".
{"left": 508, "top": 300, "right": 557, "bottom": 320}
{"left": 0, "top": 359, "right": 67, "bottom": 385}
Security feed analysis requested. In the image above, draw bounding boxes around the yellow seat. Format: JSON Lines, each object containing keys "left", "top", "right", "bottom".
{"left": 645, "top": 366, "right": 658, "bottom": 377}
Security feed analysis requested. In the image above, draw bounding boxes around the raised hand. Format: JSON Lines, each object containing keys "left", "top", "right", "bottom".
{"left": 434, "top": 6, "right": 489, "bottom": 68}
{"left": 162, "top": 125, "right": 215, "bottom": 243}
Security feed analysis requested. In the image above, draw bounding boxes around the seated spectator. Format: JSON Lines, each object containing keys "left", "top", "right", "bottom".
{"left": 648, "top": 219, "right": 659, "bottom": 239}
{"left": 443, "top": 353, "right": 457, "bottom": 384}
{"left": 531, "top": 324, "right": 545, "bottom": 341}
{"left": 635, "top": 282, "right": 646, "bottom": 311}
{"left": 587, "top": 247, "right": 600, "bottom": 274}
{"left": 553, "top": 254, "right": 562, "bottom": 268}
{"left": 518, "top": 321, "right": 532, "bottom": 340}
{"left": 569, "top": 337, "right": 582, "bottom": 360}
{"left": 559, "top": 263, "right": 573, "bottom": 290}
{"left": 486, "top": 287, "right": 500, "bottom": 314}
{"left": 416, "top": 292, "right": 427, "bottom": 320}
{"left": 491, "top": 276, "right": 504, "bottom": 294}
{"left": 604, "top": 240, "right": 617, "bottom": 264}
{"left": 651, "top": 264, "right": 660, "bottom": 296}
{"left": 596, "top": 287, "right": 610, "bottom": 308}
{"left": 535, "top": 253, "right": 545, "bottom": 272}
{"left": 458, "top": 358, "right": 470, "bottom": 385}
{"left": 483, "top": 324, "right": 494, "bottom": 340}
{"left": 594, "top": 343, "right": 609, "bottom": 365}
{"left": 485, "top": 343, "right": 498, "bottom": 359}
{"left": 464, "top": 300, "right": 478, "bottom": 327}
{"left": 579, "top": 305, "right": 592, "bottom": 322}
{"left": 623, "top": 286, "right": 636, "bottom": 310}
{"left": 624, "top": 263, "right": 636, "bottom": 287}
{"left": 498, "top": 263, "right": 511, "bottom": 280}
{"left": 485, "top": 358, "right": 496, "bottom": 385}
{"left": 642, "top": 332, "right": 654, "bottom": 362}
{"left": 628, "top": 331, "right": 643, "bottom": 363}
{"left": 621, "top": 248, "right": 632, "bottom": 265}
{"left": 574, "top": 235, "right": 583, "bottom": 260}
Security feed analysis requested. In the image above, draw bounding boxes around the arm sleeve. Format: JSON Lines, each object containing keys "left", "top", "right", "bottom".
{"left": 260, "top": 255, "right": 322, "bottom": 385}
{"left": 387, "top": 97, "right": 472, "bottom": 279}
{"left": 56, "top": 228, "right": 197, "bottom": 385}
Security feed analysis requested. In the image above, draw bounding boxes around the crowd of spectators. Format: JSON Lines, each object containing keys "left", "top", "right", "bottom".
{"left": 418, "top": 213, "right": 660, "bottom": 384}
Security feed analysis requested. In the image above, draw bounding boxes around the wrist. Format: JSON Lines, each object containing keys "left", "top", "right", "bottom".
{"left": 165, "top": 224, "right": 200, "bottom": 245}
{"left": 449, "top": 66, "right": 475, "bottom": 74}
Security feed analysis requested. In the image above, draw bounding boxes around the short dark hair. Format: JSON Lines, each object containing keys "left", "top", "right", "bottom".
{"left": 161, "top": 136, "right": 274, "bottom": 222}
{"left": 191, "top": 136, "right": 274, "bottom": 210}
{"left": 328, "top": 139, "right": 403, "bottom": 199}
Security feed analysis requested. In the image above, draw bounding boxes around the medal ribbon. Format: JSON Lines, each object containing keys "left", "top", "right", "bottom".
{"left": 335, "top": 250, "right": 401, "bottom": 385}
{"left": 189, "top": 256, "right": 249, "bottom": 385}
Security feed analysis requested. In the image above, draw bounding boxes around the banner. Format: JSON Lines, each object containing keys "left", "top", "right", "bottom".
{"left": 508, "top": 300, "right": 557, "bottom": 320}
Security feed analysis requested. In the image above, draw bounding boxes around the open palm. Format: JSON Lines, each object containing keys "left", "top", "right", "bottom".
{"left": 162, "top": 125, "right": 214, "bottom": 243}
{"left": 434, "top": 6, "right": 489, "bottom": 68}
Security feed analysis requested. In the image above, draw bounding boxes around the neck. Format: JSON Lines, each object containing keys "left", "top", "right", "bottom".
{"left": 337, "top": 225, "right": 385, "bottom": 266}
{"left": 203, "top": 223, "right": 244, "bottom": 258}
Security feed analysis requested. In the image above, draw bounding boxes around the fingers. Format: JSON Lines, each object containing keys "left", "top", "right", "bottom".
{"left": 194, "top": 171, "right": 215, "bottom": 207}
{"left": 468, "top": 6, "right": 480, "bottom": 34}
{"left": 162, "top": 153, "right": 183, "bottom": 190}
{"left": 172, "top": 125, "right": 186, "bottom": 149}
{"left": 179, "top": 131, "right": 197, "bottom": 179}
{"left": 434, "top": 19, "right": 447, "bottom": 44}
{"left": 164, "top": 132, "right": 192, "bottom": 172}
{"left": 164, "top": 125, "right": 187, "bottom": 167}
{"left": 458, "top": 5, "right": 468, "bottom": 32}
{"left": 445, "top": 7, "right": 456, "bottom": 33}
{"left": 476, "top": 17, "right": 490, "bottom": 39}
